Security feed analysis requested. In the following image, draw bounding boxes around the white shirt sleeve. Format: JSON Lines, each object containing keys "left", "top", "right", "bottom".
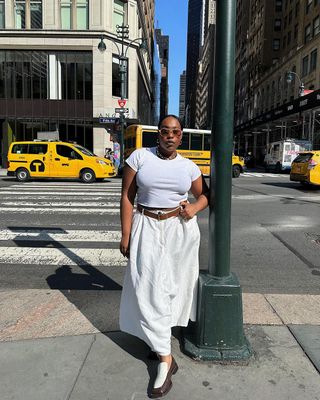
{"left": 190, "top": 161, "right": 202, "bottom": 181}
{"left": 125, "top": 148, "right": 145, "bottom": 172}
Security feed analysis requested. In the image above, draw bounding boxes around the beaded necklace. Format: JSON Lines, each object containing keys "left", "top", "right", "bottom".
{"left": 156, "top": 146, "right": 177, "bottom": 160}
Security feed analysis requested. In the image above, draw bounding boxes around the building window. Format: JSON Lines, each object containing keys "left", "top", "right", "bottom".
{"left": 295, "top": 2, "right": 300, "bottom": 16}
{"left": 313, "top": 15, "right": 320, "bottom": 36}
{"left": 30, "top": 1, "right": 42, "bottom": 29}
{"left": 283, "top": 35, "right": 287, "bottom": 48}
{"left": 306, "top": 0, "right": 312, "bottom": 14}
{"left": 112, "top": 55, "right": 128, "bottom": 98}
{"left": 61, "top": 0, "right": 72, "bottom": 29}
{"left": 275, "top": 0, "right": 282, "bottom": 11}
{"left": 305, "top": 24, "right": 312, "bottom": 42}
{"left": 0, "top": 0, "right": 5, "bottom": 29}
{"left": 113, "top": 0, "right": 127, "bottom": 32}
{"left": 289, "top": 10, "right": 292, "bottom": 22}
{"left": 76, "top": 0, "right": 89, "bottom": 29}
{"left": 273, "top": 38, "right": 281, "bottom": 50}
{"left": 284, "top": 15, "right": 287, "bottom": 28}
{"left": 294, "top": 23, "right": 298, "bottom": 38}
{"left": 60, "top": 0, "right": 89, "bottom": 30}
{"left": 0, "top": 50, "right": 92, "bottom": 100}
{"left": 310, "top": 49, "right": 317, "bottom": 71}
{"left": 15, "top": 1, "right": 26, "bottom": 29}
{"left": 302, "top": 55, "right": 309, "bottom": 76}
{"left": 14, "top": 0, "right": 43, "bottom": 29}
{"left": 274, "top": 18, "right": 282, "bottom": 30}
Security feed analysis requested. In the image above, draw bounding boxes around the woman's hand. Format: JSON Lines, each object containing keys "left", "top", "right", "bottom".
{"left": 179, "top": 201, "right": 197, "bottom": 221}
{"left": 120, "top": 235, "right": 130, "bottom": 258}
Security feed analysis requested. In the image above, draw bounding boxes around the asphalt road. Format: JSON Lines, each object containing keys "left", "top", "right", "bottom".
{"left": 0, "top": 172, "right": 319, "bottom": 301}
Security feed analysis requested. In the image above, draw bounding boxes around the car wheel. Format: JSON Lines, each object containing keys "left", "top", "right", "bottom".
{"left": 80, "top": 168, "right": 96, "bottom": 183}
{"left": 16, "top": 168, "right": 30, "bottom": 182}
{"left": 232, "top": 165, "right": 241, "bottom": 178}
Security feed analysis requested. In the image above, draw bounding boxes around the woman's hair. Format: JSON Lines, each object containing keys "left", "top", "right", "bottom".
{"left": 158, "top": 114, "right": 184, "bottom": 130}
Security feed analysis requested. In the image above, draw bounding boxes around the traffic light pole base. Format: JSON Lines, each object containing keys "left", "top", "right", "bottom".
{"left": 181, "top": 272, "right": 252, "bottom": 362}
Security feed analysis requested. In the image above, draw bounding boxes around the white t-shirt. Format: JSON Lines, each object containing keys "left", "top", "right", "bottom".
{"left": 125, "top": 147, "right": 202, "bottom": 208}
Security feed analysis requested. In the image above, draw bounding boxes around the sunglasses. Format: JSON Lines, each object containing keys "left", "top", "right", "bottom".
{"left": 158, "top": 128, "right": 182, "bottom": 137}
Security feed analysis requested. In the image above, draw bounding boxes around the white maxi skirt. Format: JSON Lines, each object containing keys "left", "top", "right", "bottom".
{"left": 119, "top": 211, "right": 200, "bottom": 355}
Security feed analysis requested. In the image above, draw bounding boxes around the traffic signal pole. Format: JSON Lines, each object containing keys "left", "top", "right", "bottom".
{"left": 182, "top": 0, "right": 251, "bottom": 361}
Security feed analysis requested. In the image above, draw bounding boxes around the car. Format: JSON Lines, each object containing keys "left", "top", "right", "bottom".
{"left": 232, "top": 155, "right": 245, "bottom": 178}
{"left": 290, "top": 150, "right": 320, "bottom": 186}
{"left": 7, "top": 140, "right": 116, "bottom": 183}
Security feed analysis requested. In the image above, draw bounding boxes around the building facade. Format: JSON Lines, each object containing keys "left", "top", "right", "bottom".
{"left": 0, "top": 0, "right": 155, "bottom": 166}
{"left": 155, "top": 28, "right": 169, "bottom": 119}
{"left": 195, "top": 0, "right": 215, "bottom": 129}
{"left": 185, "top": 0, "right": 203, "bottom": 127}
{"left": 235, "top": 0, "right": 320, "bottom": 161}
{"left": 179, "top": 70, "right": 186, "bottom": 121}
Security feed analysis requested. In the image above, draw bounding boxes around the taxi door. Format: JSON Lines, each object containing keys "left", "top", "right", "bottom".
{"left": 26, "top": 143, "right": 50, "bottom": 178}
{"left": 51, "top": 143, "right": 81, "bottom": 177}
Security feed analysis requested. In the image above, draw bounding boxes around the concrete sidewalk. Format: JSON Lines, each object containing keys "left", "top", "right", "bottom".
{"left": 0, "top": 291, "right": 319, "bottom": 400}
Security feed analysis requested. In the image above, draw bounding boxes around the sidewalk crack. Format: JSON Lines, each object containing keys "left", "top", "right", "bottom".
{"left": 263, "top": 295, "right": 286, "bottom": 326}
{"left": 65, "top": 334, "right": 97, "bottom": 400}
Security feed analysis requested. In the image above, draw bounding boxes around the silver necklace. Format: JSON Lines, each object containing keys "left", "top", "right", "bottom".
{"left": 156, "top": 146, "right": 177, "bottom": 160}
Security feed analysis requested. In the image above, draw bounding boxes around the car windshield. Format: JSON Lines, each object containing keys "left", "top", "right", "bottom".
{"left": 74, "top": 145, "right": 95, "bottom": 156}
{"left": 293, "top": 153, "right": 313, "bottom": 163}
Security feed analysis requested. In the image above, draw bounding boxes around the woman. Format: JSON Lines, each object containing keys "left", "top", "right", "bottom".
{"left": 119, "top": 115, "right": 209, "bottom": 398}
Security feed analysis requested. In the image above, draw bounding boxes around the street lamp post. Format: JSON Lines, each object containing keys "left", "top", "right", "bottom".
{"left": 286, "top": 71, "right": 305, "bottom": 97}
{"left": 98, "top": 27, "right": 147, "bottom": 173}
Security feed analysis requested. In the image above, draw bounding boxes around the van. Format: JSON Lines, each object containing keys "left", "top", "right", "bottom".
{"left": 264, "top": 139, "right": 312, "bottom": 172}
{"left": 290, "top": 151, "right": 320, "bottom": 186}
{"left": 7, "top": 141, "right": 116, "bottom": 183}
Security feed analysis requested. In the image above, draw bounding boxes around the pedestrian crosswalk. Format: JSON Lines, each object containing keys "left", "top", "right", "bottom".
{"left": 242, "top": 172, "right": 289, "bottom": 178}
{"left": 0, "top": 180, "right": 126, "bottom": 267}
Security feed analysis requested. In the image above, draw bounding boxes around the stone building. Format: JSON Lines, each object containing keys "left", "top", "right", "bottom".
{"left": 0, "top": 0, "right": 156, "bottom": 166}
{"left": 235, "top": 0, "right": 320, "bottom": 160}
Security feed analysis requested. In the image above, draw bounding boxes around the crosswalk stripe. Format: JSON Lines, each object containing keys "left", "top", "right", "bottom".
{"left": 0, "top": 187, "right": 121, "bottom": 192}
{"left": 0, "top": 196, "right": 120, "bottom": 200}
{"left": 0, "top": 247, "right": 126, "bottom": 266}
{"left": 0, "top": 229, "right": 121, "bottom": 242}
{"left": 0, "top": 207, "right": 120, "bottom": 214}
{"left": 0, "top": 191, "right": 121, "bottom": 196}
{"left": 242, "top": 172, "right": 288, "bottom": 178}
{"left": 0, "top": 202, "right": 119, "bottom": 207}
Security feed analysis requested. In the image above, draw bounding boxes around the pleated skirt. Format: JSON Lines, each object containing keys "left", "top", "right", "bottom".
{"left": 119, "top": 211, "right": 200, "bottom": 355}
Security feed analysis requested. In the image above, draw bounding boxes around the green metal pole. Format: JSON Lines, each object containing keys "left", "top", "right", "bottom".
{"left": 209, "top": 0, "right": 235, "bottom": 277}
{"left": 182, "top": 0, "right": 251, "bottom": 361}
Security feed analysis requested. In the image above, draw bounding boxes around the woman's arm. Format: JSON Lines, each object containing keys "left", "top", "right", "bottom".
{"left": 120, "top": 164, "right": 137, "bottom": 257}
{"left": 179, "top": 175, "right": 210, "bottom": 220}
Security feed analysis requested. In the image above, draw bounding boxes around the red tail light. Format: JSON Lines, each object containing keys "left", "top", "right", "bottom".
{"left": 308, "top": 159, "right": 318, "bottom": 170}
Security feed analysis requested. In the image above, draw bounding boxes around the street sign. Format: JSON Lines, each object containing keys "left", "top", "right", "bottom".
{"left": 115, "top": 108, "right": 129, "bottom": 113}
{"left": 118, "top": 99, "right": 127, "bottom": 108}
{"left": 99, "top": 117, "right": 118, "bottom": 124}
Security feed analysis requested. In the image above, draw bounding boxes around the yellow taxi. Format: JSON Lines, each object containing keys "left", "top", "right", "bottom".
{"left": 232, "top": 155, "right": 245, "bottom": 178}
{"left": 290, "top": 151, "right": 320, "bottom": 186}
{"left": 7, "top": 140, "right": 116, "bottom": 183}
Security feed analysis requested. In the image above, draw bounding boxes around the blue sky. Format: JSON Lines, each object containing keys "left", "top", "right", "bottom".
{"left": 155, "top": 0, "right": 188, "bottom": 115}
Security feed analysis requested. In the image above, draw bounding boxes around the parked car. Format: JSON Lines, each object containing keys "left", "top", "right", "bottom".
{"left": 290, "top": 151, "right": 320, "bottom": 186}
{"left": 264, "top": 139, "right": 312, "bottom": 172}
{"left": 7, "top": 140, "right": 116, "bottom": 183}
